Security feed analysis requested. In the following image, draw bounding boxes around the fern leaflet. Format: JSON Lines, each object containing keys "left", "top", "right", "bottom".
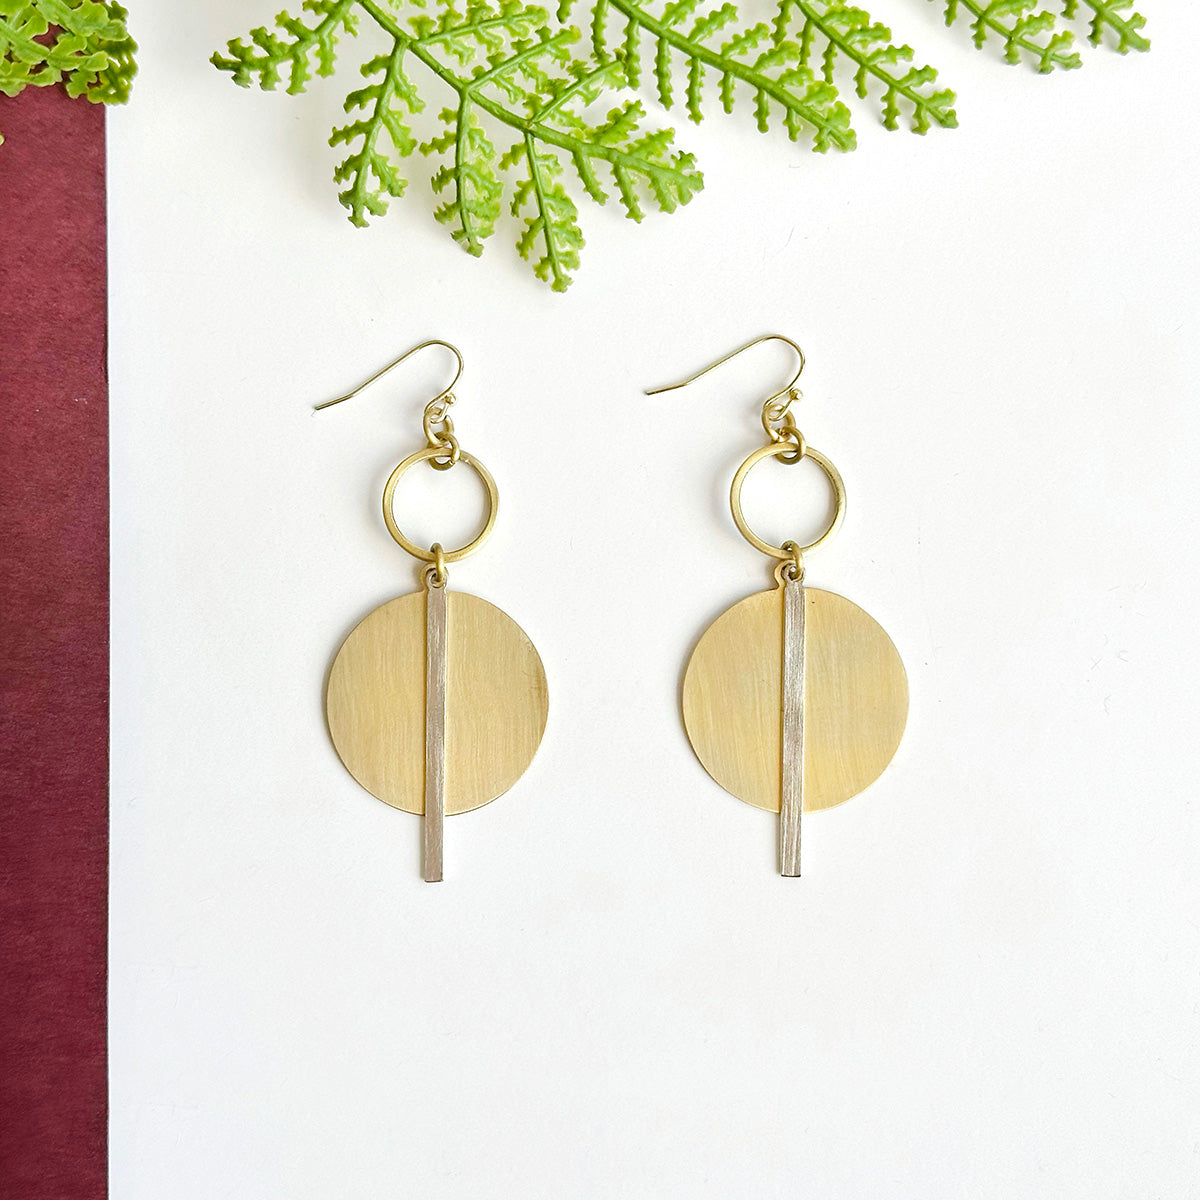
{"left": 331, "top": 43, "right": 418, "bottom": 225}
{"left": 776, "top": 0, "right": 957, "bottom": 133}
{"left": 937, "top": 1, "right": 1081, "bottom": 72}
{"left": 1062, "top": 0, "right": 1149, "bottom": 53}
{"left": 563, "top": 0, "right": 856, "bottom": 151}
{"left": 0, "top": 0, "right": 136, "bottom": 144}
{"left": 211, "top": 0, "right": 357, "bottom": 93}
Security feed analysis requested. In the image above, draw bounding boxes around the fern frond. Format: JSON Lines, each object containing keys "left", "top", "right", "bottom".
{"left": 49, "top": 0, "right": 136, "bottom": 101}
{"left": 213, "top": 0, "right": 700, "bottom": 288}
{"left": 938, "top": 1, "right": 1081, "bottom": 72}
{"left": 1062, "top": 0, "right": 1148, "bottom": 53}
{"left": 213, "top": 0, "right": 1146, "bottom": 288}
{"left": 0, "top": 0, "right": 136, "bottom": 134}
{"left": 547, "top": 80, "right": 703, "bottom": 221}
{"left": 479, "top": 38, "right": 702, "bottom": 288}
{"left": 330, "top": 44, "right": 418, "bottom": 225}
{"left": 412, "top": 0, "right": 546, "bottom": 65}
{"left": 574, "top": 0, "right": 856, "bottom": 151}
{"left": 211, "top": 0, "right": 357, "bottom": 93}
{"left": 403, "top": 2, "right": 702, "bottom": 285}
{"left": 774, "top": 1, "right": 955, "bottom": 133}
{"left": 507, "top": 136, "right": 583, "bottom": 290}
{"left": 426, "top": 104, "right": 503, "bottom": 254}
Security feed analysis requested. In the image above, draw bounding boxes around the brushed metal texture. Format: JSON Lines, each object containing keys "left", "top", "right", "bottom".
{"left": 326, "top": 592, "right": 548, "bottom": 819}
{"left": 682, "top": 587, "right": 907, "bottom": 814}
{"left": 423, "top": 582, "right": 447, "bottom": 882}
{"left": 780, "top": 579, "right": 804, "bottom": 877}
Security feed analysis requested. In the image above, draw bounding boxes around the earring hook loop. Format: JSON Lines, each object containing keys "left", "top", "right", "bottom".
{"left": 644, "top": 334, "right": 806, "bottom": 416}
{"left": 316, "top": 338, "right": 465, "bottom": 469}
{"left": 649, "top": 334, "right": 845, "bottom": 564}
{"left": 314, "top": 339, "right": 464, "bottom": 414}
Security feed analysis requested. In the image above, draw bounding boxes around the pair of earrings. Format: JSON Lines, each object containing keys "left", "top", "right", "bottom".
{"left": 320, "top": 337, "right": 907, "bottom": 881}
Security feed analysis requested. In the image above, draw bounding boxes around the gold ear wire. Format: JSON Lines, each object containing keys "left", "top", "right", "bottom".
{"left": 648, "top": 330, "right": 844, "bottom": 560}
{"left": 644, "top": 333, "right": 805, "bottom": 413}
{"left": 316, "top": 338, "right": 465, "bottom": 469}
{"left": 314, "top": 339, "right": 464, "bottom": 413}
{"left": 646, "top": 333, "right": 807, "bottom": 452}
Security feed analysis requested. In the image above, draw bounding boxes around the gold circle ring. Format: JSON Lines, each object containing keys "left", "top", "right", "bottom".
{"left": 729, "top": 442, "right": 846, "bottom": 560}
{"left": 381, "top": 447, "right": 498, "bottom": 563}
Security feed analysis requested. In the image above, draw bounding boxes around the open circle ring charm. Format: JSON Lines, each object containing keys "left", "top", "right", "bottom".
{"left": 381, "top": 447, "right": 499, "bottom": 564}
{"left": 729, "top": 442, "right": 846, "bottom": 560}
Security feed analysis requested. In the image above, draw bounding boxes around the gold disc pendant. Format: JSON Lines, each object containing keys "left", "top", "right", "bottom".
{"left": 682, "top": 583, "right": 907, "bottom": 872}
{"left": 326, "top": 587, "right": 548, "bottom": 879}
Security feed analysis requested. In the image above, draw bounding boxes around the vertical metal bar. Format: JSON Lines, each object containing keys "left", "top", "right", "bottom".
{"left": 780, "top": 579, "right": 805, "bottom": 877}
{"left": 424, "top": 582, "right": 447, "bottom": 883}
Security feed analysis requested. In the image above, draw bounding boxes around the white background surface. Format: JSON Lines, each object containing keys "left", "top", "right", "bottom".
{"left": 109, "top": 3, "right": 1199, "bottom": 1196}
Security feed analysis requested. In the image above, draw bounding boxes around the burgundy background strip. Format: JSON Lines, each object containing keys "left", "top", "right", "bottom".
{"left": 0, "top": 87, "right": 109, "bottom": 1199}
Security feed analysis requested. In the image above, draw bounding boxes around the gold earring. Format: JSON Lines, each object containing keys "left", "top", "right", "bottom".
{"left": 649, "top": 336, "right": 907, "bottom": 877}
{"left": 318, "top": 341, "right": 548, "bottom": 882}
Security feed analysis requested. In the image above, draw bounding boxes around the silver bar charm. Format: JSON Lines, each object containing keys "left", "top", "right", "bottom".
{"left": 424, "top": 581, "right": 447, "bottom": 882}
{"left": 780, "top": 578, "right": 805, "bottom": 877}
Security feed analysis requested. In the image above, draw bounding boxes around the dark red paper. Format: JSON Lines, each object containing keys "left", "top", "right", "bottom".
{"left": 0, "top": 86, "right": 109, "bottom": 1199}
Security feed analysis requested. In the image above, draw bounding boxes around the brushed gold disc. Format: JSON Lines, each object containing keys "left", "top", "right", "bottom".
{"left": 326, "top": 591, "right": 548, "bottom": 814}
{"left": 682, "top": 588, "right": 907, "bottom": 812}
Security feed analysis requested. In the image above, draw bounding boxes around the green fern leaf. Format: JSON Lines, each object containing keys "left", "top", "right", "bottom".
{"left": 775, "top": 1, "right": 956, "bottom": 133}
{"left": 0, "top": 0, "right": 136, "bottom": 144}
{"left": 215, "top": 0, "right": 701, "bottom": 290}
{"left": 507, "top": 136, "right": 583, "bottom": 290}
{"left": 210, "top": 0, "right": 357, "bottom": 94}
{"left": 214, "top": 0, "right": 1148, "bottom": 287}
{"left": 938, "top": 1, "right": 1082, "bottom": 72}
{"left": 1062, "top": 0, "right": 1149, "bottom": 53}
{"left": 331, "top": 44, "right": 419, "bottom": 225}
{"left": 563, "top": 0, "right": 856, "bottom": 151}
{"left": 486, "top": 41, "right": 702, "bottom": 287}
{"left": 426, "top": 105, "right": 503, "bottom": 254}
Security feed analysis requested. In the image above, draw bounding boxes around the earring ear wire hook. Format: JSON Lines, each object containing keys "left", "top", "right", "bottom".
{"left": 644, "top": 334, "right": 806, "bottom": 412}
{"left": 314, "top": 339, "right": 465, "bottom": 413}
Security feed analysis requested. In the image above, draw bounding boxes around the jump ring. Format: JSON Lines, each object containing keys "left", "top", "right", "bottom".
{"left": 381, "top": 446, "right": 498, "bottom": 564}
{"left": 425, "top": 542, "right": 449, "bottom": 587}
{"left": 778, "top": 539, "right": 805, "bottom": 583}
{"left": 428, "top": 432, "right": 461, "bottom": 471}
{"left": 729, "top": 442, "right": 846, "bottom": 560}
{"left": 762, "top": 389, "right": 801, "bottom": 442}
{"left": 774, "top": 557, "right": 806, "bottom": 587}
{"left": 777, "top": 426, "right": 806, "bottom": 465}
{"left": 423, "top": 398, "right": 455, "bottom": 441}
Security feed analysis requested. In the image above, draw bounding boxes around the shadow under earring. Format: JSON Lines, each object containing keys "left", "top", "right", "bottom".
{"left": 318, "top": 341, "right": 548, "bottom": 881}
{"left": 649, "top": 335, "right": 907, "bottom": 877}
